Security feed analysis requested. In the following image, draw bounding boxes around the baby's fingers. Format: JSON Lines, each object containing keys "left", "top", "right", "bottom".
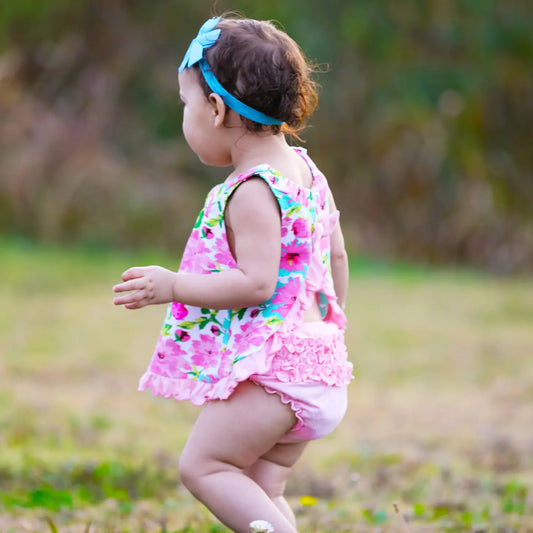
{"left": 112, "top": 276, "right": 147, "bottom": 307}
{"left": 124, "top": 301, "right": 145, "bottom": 310}
{"left": 113, "top": 290, "right": 146, "bottom": 308}
{"left": 121, "top": 266, "right": 147, "bottom": 282}
{"left": 113, "top": 278, "right": 144, "bottom": 294}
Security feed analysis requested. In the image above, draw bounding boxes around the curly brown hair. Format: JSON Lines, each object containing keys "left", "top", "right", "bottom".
{"left": 194, "top": 16, "right": 319, "bottom": 137}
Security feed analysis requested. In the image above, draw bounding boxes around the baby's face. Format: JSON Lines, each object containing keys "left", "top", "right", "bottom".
{"left": 178, "top": 68, "right": 230, "bottom": 167}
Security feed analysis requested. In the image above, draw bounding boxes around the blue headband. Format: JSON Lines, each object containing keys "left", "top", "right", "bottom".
{"left": 179, "top": 17, "right": 284, "bottom": 126}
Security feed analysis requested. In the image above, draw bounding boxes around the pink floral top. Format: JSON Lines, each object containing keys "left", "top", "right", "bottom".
{"left": 138, "top": 148, "right": 349, "bottom": 405}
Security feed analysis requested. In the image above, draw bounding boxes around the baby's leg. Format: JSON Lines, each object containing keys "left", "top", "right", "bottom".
{"left": 178, "top": 381, "right": 302, "bottom": 533}
{"left": 244, "top": 442, "right": 308, "bottom": 527}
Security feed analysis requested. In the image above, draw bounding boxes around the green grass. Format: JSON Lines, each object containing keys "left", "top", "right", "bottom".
{"left": 1, "top": 238, "right": 533, "bottom": 532}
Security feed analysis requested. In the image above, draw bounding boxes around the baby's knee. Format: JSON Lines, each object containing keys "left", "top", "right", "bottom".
{"left": 178, "top": 448, "right": 203, "bottom": 494}
{"left": 178, "top": 446, "right": 225, "bottom": 495}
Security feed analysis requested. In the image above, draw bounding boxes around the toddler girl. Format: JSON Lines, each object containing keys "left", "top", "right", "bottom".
{"left": 113, "top": 15, "right": 353, "bottom": 533}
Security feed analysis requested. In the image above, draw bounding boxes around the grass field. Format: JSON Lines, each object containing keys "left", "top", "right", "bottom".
{"left": 1, "top": 239, "right": 533, "bottom": 532}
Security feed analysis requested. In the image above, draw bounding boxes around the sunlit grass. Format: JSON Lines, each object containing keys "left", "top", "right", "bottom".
{"left": 1, "top": 238, "right": 533, "bottom": 531}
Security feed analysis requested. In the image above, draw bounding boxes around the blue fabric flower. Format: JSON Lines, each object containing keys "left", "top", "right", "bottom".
{"left": 179, "top": 17, "right": 221, "bottom": 72}
{"left": 177, "top": 16, "right": 284, "bottom": 125}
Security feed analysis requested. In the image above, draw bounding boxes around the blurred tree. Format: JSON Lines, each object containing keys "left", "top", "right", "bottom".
{"left": 0, "top": 0, "right": 532, "bottom": 271}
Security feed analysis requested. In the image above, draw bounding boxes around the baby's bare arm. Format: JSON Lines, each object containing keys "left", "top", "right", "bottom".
{"left": 328, "top": 192, "right": 349, "bottom": 308}
{"left": 113, "top": 178, "right": 281, "bottom": 310}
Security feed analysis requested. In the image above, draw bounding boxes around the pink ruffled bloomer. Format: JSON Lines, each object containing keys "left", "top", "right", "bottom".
{"left": 249, "top": 320, "right": 353, "bottom": 442}
{"left": 267, "top": 321, "right": 352, "bottom": 386}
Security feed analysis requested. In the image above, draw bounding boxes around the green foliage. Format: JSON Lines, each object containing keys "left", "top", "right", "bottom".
{"left": 3, "top": 485, "right": 74, "bottom": 512}
{"left": 501, "top": 480, "right": 529, "bottom": 515}
{"left": 362, "top": 508, "right": 387, "bottom": 524}
{"left": 1, "top": 0, "right": 532, "bottom": 271}
{"left": 0, "top": 0, "right": 79, "bottom": 48}
{"left": 0, "top": 458, "right": 180, "bottom": 509}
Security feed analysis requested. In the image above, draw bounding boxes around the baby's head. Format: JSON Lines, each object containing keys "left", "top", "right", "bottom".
{"left": 179, "top": 16, "right": 319, "bottom": 137}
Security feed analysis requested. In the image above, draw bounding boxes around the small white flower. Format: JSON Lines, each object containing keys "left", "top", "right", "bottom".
{"left": 250, "top": 519, "right": 274, "bottom": 533}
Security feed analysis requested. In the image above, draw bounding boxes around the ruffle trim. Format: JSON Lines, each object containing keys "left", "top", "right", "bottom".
{"left": 248, "top": 378, "right": 306, "bottom": 439}
{"left": 270, "top": 323, "right": 353, "bottom": 386}
{"left": 139, "top": 333, "right": 282, "bottom": 406}
{"left": 139, "top": 371, "right": 240, "bottom": 406}
{"left": 139, "top": 321, "right": 353, "bottom": 405}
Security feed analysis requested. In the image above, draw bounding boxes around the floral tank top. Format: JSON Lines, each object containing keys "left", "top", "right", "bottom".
{"left": 138, "top": 148, "right": 348, "bottom": 405}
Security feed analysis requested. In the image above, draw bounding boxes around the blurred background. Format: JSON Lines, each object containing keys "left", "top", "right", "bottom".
{"left": 2, "top": 3, "right": 533, "bottom": 530}
{"left": 1, "top": 0, "right": 532, "bottom": 273}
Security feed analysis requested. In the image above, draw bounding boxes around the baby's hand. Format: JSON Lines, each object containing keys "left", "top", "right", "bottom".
{"left": 112, "top": 266, "right": 176, "bottom": 309}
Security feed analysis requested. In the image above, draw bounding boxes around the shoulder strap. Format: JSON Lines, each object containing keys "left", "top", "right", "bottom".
{"left": 223, "top": 166, "right": 298, "bottom": 215}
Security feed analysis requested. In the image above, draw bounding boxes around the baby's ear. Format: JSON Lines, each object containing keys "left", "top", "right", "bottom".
{"left": 209, "top": 93, "right": 227, "bottom": 128}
